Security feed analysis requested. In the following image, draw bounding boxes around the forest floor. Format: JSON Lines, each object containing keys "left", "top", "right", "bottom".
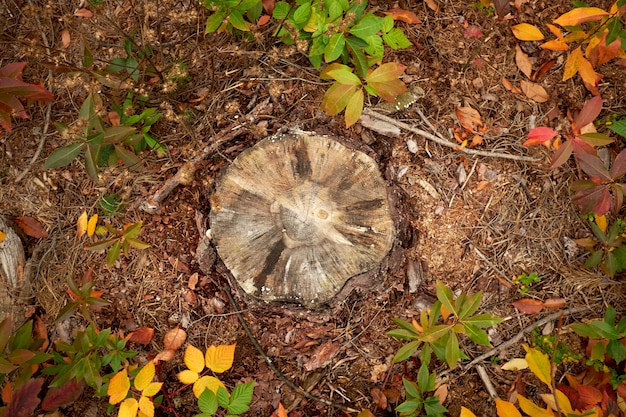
{"left": 1, "top": 0, "right": 626, "bottom": 415}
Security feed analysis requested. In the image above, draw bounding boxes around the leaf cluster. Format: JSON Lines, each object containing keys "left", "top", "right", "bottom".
{"left": 56, "top": 274, "right": 110, "bottom": 322}
{"left": 576, "top": 215, "right": 626, "bottom": 277}
{"left": 395, "top": 354, "right": 447, "bottom": 417}
{"left": 83, "top": 221, "right": 150, "bottom": 266}
{"left": 0, "top": 62, "right": 54, "bottom": 134}
{"left": 513, "top": 272, "right": 541, "bottom": 294}
{"left": 44, "top": 93, "right": 163, "bottom": 182}
{"left": 107, "top": 362, "right": 163, "bottom": 417}
{"left": 388, "top": 281, "right": 502, "bottom": 369}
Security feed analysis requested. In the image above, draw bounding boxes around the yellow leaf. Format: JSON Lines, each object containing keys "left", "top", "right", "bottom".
{"left": 596, "top": 215, "right": 607, "bottom": 233}
{"left": 77, "top": 211, "right": 88, "bottom": 239}
{"left": 0, "top": 231, "right": 6, "bottom": 243}
{"left": 108, "top": 369, "right": 131, "bottom": 405}
{"left": 118, "top": 397, "right": 139, "bottom": 417}
{"left": 578, "top": 56, "right": 597, "bottom": 86}
{"left": 586, "top": 34, "right": 603, "bottom": 58}
{"left": 134, "top": 362, "right": 155, "bottom": 392}
{"left": 141, "top": 382, "right": 162, "bottom": 398}
{"left": 554, "top": 389, "right": 574, "bottom": 414}
{"left": 205, "top": 344, "right": 236, "bottom": 373}
{"left": 546, "top": 24, "right": 563, "bottom": 39}
{"left": 511, "top": 23, "right": 544, "bottom": 41}
{"left": 411, "top": 318, "right": 423, "bottom": 333}
{"left": 184, "top": 344, "right": 205, "bottom": 373}
{"left": 87, "top": 214, "right": 98, "bottom": 237}
{"left": 554, "top": 7, "right": 609, "bottom": 27}
{"left": 345, "top": 87, "right": 364, "bottom": 128}
{"left": 193, "top": 375, "right": 226, "bottom": 399}
{"left": 523, "top": 345, "right": 552, "bottom": 387}
{"left": 540, "top": 40, "right": 569, "bottom": 51}
{"left": 517, "top": 394, "right": 550, "bottom": 417}
{"left": 138, "top": 395, "right": 154, "bottom": 417}
{"left": 177, "top": 369, "right": 199, "bottom": 385}
{"left": 460, "top": 406, "right": 478, "bottom": 417}
{"left": 495, "top": 399, "right": 522, "bottom": 417}
{"left": 563, "top": 31, "right": 588, "bottom": 43}
{"left": 563, "top": 47, "right": 583, "bottom": 81}
{"left": 501, "top": 358, "right": 528, "bottom": 371}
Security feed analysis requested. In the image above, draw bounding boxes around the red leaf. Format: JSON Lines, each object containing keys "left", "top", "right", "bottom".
{"left": 576, "top": 384, "right": 603, "bottom": 406}
{"left": 576, "top": 153, "right": 612, "bottom": 181}
{"left": 383, "top": 8, "right": 422, "bottom": 24}
{"left": 6, "top": 378, "right": 43, "bottom": 417}
{"left": 524, "top": 127, "right": 558, "bottom": 146}
{"left": 41, "top": 379, "right": 85, "bottom": 411}
{"left": 593, "top": 186, "right": 612, "bottom": 215}
{"left": 258, "top": 15, "right": 271, "bottom": 26}
{"left": 0, "top": 62, "right": 27, "bottom": 79}
{"left": 610, "top": 149, "right": 626, "bottom": 179}
{"left": 261, "top": 0, "right": 275, "bottom": 14}
{"left": 127, "top": 327, "right": 154, "bottom": 345}
{"left": 550, "top": 140, "right": 573, "bottom": 169}
{"left": 574, "top": 96, "right": 603, "bottom": 130}
{"left": 303, "top": 341, "right": 341, "bottom": 371}
{"left": 512, "top": 298, "right": 544, "bottom": 314}
{"left": 14, "top": 216, "right": 48, "bottom": 238}
{"left": 464, "top": 25, "right": 483, "bottom": 38}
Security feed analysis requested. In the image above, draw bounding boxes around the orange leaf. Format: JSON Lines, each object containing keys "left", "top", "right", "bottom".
{"left": 501, "top": 77, "right": 522, "bottom": 94}
{"left": 273, "top": 403, "right": 288, "bottom": 417}
{"left": 554, "top": 7, "right": 609, "bottom": 27}
{"left": 455, "top": 106, "right": 483, "bottom": 132}
{"left": 87, "top": 214, "right": 98, "bottom": 237}
{"left": 470, "top": 134, "right": 483, "bottom": 147}
{"left": 512, "top": 298, "right": 544, "bottom": 314}
{"left": 578, "top": 56, "right": 597, "bottom": 86}
{"left": 546, "top": 24, "right": 563, "bottom": 39}
{"left": 520, "top": 80, "right": 549, "bottom": 102}
{"left": 589, "top": 36, "right": 621, "bottom": 67}
{"left": 74, "top": 8, "right": 94, "bottom": 18}
{"left": 543, "top": 297, "right": 566, "bottom": 309}
{"left": 515, "top": 45, "right": 532, "bottom": 78}
{"left": 153, "top": 349, "right": 175, "bottom": 362}
{"left": 384, "top": 8, "right": 422, "bottom": 24}
{"left": 107, "top": 369, "right": 130, "bottom": 405}
{"left": 495, "top": 399, "right": 523, "bottom": 417}
{"left": 460, "top": 407, "right": 479, "bottom": 417}
{"left": 563, "top": 47, "right": 583, "bottom": 81}
{"left": 540, "top": 40, "right": 569, "bottom": 51}
{"left": 0, "top": 231, "right": 5, "bottom": 243}
{"left": 258, "top": 15, "right": 271, "bottom": 26}
{"left": 424, "top": 0, "right": 439, "bottom": 12}
{"left": 14, "top": 216, "right": 48, "bottom": 238}
{"left": 127, "top": 327, "right": 154, "bottom": 345}
{"left": 108, "top": 111, "right": 121, "bottom": 126}
{"left": 205, "top": 344, "right": 236, "bottom": 373}
{"left": 76, "top": 211, "right": 88, "bottom": 239}
{"left": 163, "top": 327, "right": 187, "bottom": 352}
{"left": 370, "top": 388, "right": 387, "bottom": 409}
{"left": 511, "top": 23, "right": 544, "bottom": 41}
{"left": 524, "top": 126, "right": 559, "bottom": 146}
{"left": 61, "top": 29, "right": 70, "bottom": 48}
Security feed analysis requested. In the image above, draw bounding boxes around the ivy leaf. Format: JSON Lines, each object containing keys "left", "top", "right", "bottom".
{"left": 107, "top": 368, "right": 130, "bottom": 405}
{"left": 205, "top": 344, "right": 236, "bottom": 373}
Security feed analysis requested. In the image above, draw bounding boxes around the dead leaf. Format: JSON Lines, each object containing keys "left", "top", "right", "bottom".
{"left": 163, "top": 326, "right": 187, "bottom": 351}
{"left": 188, "top": 272, "right": 199, "bottom": 290}
{"left": 475, "top": 180, "right": 490, "bottom": 191}
{"left": 370, "top": 388, "right": 387, "bottom": 409}
{"left": 272, "top": 403, "right": 288, "bottom": 417}
{"left": 153, "top": 349, "right": 175, "bottom": 363}
{"left": 501, "top": 358, "right": 528, "bottom": 370}
{"left": 424, "top": 0, "right": 439, "bottom": 12}
{"left": 61, "top": 29, "right": 70, "bottom": 49}
{"left": 512, "top": 298, "right": 544, "bottom": 314}
{"left": 464, "top": 25, "right": 483, "bottom": 39}
{"left": 501, "top": 77, "right": 522, "bottom": 94}
{"left": 384, "top": 8, "right": 422, "bottom": 24}
{"left": 383, "top": 388, "right": 402, "bottom": 403}
{"left": 543, "top": 298, "right": 566, "bottom": 309}
{"left": 532, "top": 60, "right": 556, "bottom": 81}
{"left": 168, "top": 256, "right": 190, "bottom": 273}
{"left": 127, "top": 327, "right": 154, "bottom": 345}
{"left": 515, "top": 44, "right": 532, "bottom": 78}
{"left": 434, "top": 384, "right": 448, "bottom": 404}
{"left": 0, "top": 231, "right": 6, "bottom": 243}
{"left": 520, "top": 80, "right": 549, "bottom": 102}
{"left": 455, "top": 106, "right": 483, "bottom": 132}
{"left": 108, "top": 111, "right": 121, "bottom": 126}
{"left": 540, "top": 39, "right": 569, "bottom": 51}
{"left": 304, "top": 340, "right": 341, "bottom": 371}
{"left": 470, "top": 134, "right": 483, "bottom": 147}
{"left": 14, "top": 216, "right": 48, "bottom": 238}
{"left": 514, "top": 0, "right": 529, "bottom": 10}
{"left": 34, "top": 316, "right": 49, "bottom": 352}
{"left": 183, "top": 288, "right": 197, "bottom": 306}
{"left": 74, "top": 8, "right": 94, "bottom": 18}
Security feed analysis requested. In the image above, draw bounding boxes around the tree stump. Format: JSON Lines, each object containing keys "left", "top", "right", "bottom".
{"left": 207, "top": 130, "right": 395, "bottom": 307}
{"left": 0, "top": 215, "right": 28, "bottom": 326}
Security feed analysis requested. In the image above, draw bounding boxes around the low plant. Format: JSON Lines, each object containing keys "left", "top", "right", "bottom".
{"left": 83, "top": 220, "right": 150, "bottom": 267}
{"left": 0, "top": 62, "right": 54, "bottom": 134}
{"left": 575, "top": 215, "right": 626, "bottom": 277}
{"left": 513, "top": 272, "right": 541, "bottom": 294}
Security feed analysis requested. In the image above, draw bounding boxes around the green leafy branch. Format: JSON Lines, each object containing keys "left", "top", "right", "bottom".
{"left": 84, "top": 221, "right": 150, "bottom": 266}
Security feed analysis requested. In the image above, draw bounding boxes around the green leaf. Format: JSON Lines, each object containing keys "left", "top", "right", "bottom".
{"left": 206, "top": 10, "right": 227, "bottom": 33}
{"left": 444, "top": 332, "right": 461, "bottom": 368}
{"left": 589, "top": 320, "right": 621, "bottom": 339}
{"left": 363, "top": 34, "right": 384, "bottom": 58}
{"left": 435, "top": 281, "right": 457, "bottom": 316}
{"left": 216, "top": 386, "right": 229, "bottom": 408}
{"left": 124, "top": 237, "right": 150, "bottom": 250}
{"left": 320, "top": 63, "right": 360, "bottom": 85}
{"left": 420, "top": 324, "right": 452, "bottom": 343}
{"left": 324, "top": 32, "right": 346, "bottom": 62}
{"left": 85, "top": 237, "right": 118, "bottom": 252}
{"left": 606, "top": 17, "right": 621, "bottom": 45}
{"left": 123, "top": 222, "right": 143, "bottom": 239}
{"left": 463, "top": 324, "right": 491, "bottom": 346}
{"left": 396, "top": 399, "right": 421, "bottom": 414}
{"left": 346, "top": 39, "right": 369, "bottom": 78}
{"left": 113, "top": 145, "right": 141, "bottom": 168}
{"left": 608, "top": 120, "right": 626, "bottom": 139}
{"left": 458, "top": 291, "right": 482, "bottom": 319}
{"left": 402, "top": 378, "right": 420, "bottom": 399}
{"left": 417, "top": 362, "right": 431, "bottom": 392}
{"left": 382, "top": 27, "right": 412, "bottom": 49}
{"left": 392, "top": 340, "right": 421, "bottom": 363}
{"left": 584, "top": 249, "right": 603, "bottom": 268}
{"left": 83, "top": 39, "right": 94, "bottom": 67}
{"left": 321, "top": 82, "right": 357, "bottom": 115}
{"left": 570, "top": 322, "right": 602, "bottom": 338}
{"left": 328, "top": 0, "right": 344, "bottom": 20}
{"left": 106, "top": 240, "right": 121, "bottom": 266}
{"left": 579, "top": 132, "right": 614, "bottom": 146}
{"left": 463, "top": 314, "right": 503, "bottom": 328}
{"left": 606, "top": 251, "right": 618, "bottom": 276}
{"left": 79, "top": 94, "right": 96, "bottom": 120}
{"left": 228, "top": 381, "right": 254, "bottom": 414}
{"left": 607, "top": 338, "right": 625, "bottom": 364}
{"left": 381, "top": 15, "right": 394, "bottom": 33}
{"left": 84, "top": 143, "right": 100, "bottom": 181}
{"left": 44, "top": 143, "right": 83, "bottom": 169}
{"left": 272, "top": 2, "right": 291, "bottom": 19}
{"left": 198, "top": 389, "right": 218, "bottom": 415}
{"left": 424, "top": 396, "right": 447, "bottom": 416}
{"left": 293, "top": 2, "right": 312, "bottom": 28}
{"left": 104, "top": 126, "right": 136, "bottom": 144}
{"left": 349, "top": 14, "right": 383, "bottom": 40}
{"left": 344, "top": 87, "right": 363, "bottom": 128}
{"left": 228, "top": 10, "right": 250, "bottom": 31}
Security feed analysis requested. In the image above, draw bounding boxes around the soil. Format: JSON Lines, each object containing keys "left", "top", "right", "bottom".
{"left": 1, "top": 0, "right": 626, "bottom": 416}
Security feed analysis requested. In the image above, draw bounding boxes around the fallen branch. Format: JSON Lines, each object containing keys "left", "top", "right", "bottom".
{"left": 362, "top": 108, "right": 539, "bottom": 162}
{"left": 138, "top": 99, "right": 273, "bottom": 213}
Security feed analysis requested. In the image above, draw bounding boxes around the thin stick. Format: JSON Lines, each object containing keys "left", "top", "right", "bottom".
{"left": 362, "top": 108, "right": 539, "bottom": 162}
{"left": 221, "top": 285, "right": 359, "bottom": 413}
{"left": 476, "top": 364, "right": 499, "bottom": 399}
{"left": 139, "top": 99, "right": 273, "bottom": 213}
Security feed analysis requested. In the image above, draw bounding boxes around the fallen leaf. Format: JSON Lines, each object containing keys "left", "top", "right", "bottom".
{"left": 188, "top": 272, "right": 199, "bottom": 290}
{"left": 14, "top": 216, "right": 48, "bottom": 238}
{"left": 153, "top": 349, "right": 175, "bottom": 363}
{"left": 76, "top": 211, "right": 88, "bottom": 239}
{"left": 61, "top": 29, "right": 70, "bottom": 48}
{"left": 470, "top": 134, "right": 483, "bottom": 147}
{"left": 434, "top": 384, "right": 448, "bottom": 404}
{"left": 455, "top": 106, "right": 483, "bottom": 132}
{"left": 370, "top": 388, "right": 387, "bottom": 409}
{"left": 74, "top": 8, "right": 94, "bottom": 18}
{"left": 546, "top": 24, "right": 563, "bottom": 39}
{"left": 475, "top": 180, "right": 490, "bottom": 191}
{"left": 515, "top": 44, "right": 532, "bottom": 78}
{"left": 543, "top": 298, "right": 566, "bottom": 309}
{"left": 501, "top": 358, "right": 529, "bottom": 371}
{"left": 304, "top": 340, "right": 341, "bottom": 371}
{"left": 464, "top": 25, "right": 483, "bottom": 39}
{"left": 512, "top": 298, "right": 544, "bottom": 314}
{"left": 532, "top": 60, "right": 556, "bottom": 81}
{"left": 272, "top": 403, "right": 288, "bottom": 417}
{"left": 384, "top": 8, "right": 422, "bottom": 24}
{"left": 183, "top": 288, "right": 197, "bottom": 306}
{"left": 501, "top": 77, "right": 522, "bottom": 94}
{"left": 578, "top": 57, "right": 597, "bottom": 87}
{"left": 424, "top": 0, "right": 439, "bottom": 12}
{"left": 563, "top": 47, "right": 583, "bottom": 81}
{"left": 511, "top": 23, "right": 544, "bottom": 41}
{"left": 127, "top": 327, "right": 154, "bottom": 345}
{"left": 493, "top": 0, "right": 510, "bottom": 18}
{"left": 258, "top": 15, "right": 271, "bottom": 26}
{"left": 168, "top": 256, "right": 190, "bottom": 273}
{"left": 163, "top": 326, "right": 187, "bottom": 351}
{"left": 520, "top": 80, "right": 549, "bottom": 102}
{"left": 108, "top": 111, "right": 121, "bottom": 126}
{"left": 0, "top": 231, "right": 6, "bottom": 243}
{"left": 514, "top": 0, "right": 529, "bottom": 10}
